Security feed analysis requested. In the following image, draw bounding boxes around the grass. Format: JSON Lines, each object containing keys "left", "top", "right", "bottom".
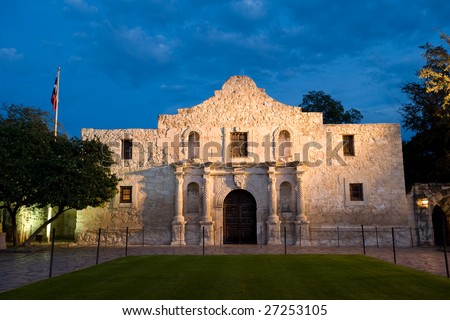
{"left": 1, "top": 254, "right": 450, "bottom": 299}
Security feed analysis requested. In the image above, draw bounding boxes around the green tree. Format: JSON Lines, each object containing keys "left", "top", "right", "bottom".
{"left": 299, "top": 90, "right": 363, "bottom": 124}
{"left": 419, "top": 33, "right": 450, "bottom": 110}
{"left": 400, "top": 36, "right": 450, "bottom": 186}
{"left": 0, "top": 104, "right": 53, "bottom": 246}
{"left": 23, "top": 136, "right": 119, "bottom": 246}
{"left": 0, "top": 103, "right": 119, "bottom": 247}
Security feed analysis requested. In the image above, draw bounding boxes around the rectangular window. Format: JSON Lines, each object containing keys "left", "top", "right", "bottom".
{"left": 122, "top": 139, "right": 133, "bottom": 160}
{"left": 349, "top": 183, "right": 364, "bottom": 201}
{"left": 120, "top": 186, "right": 132, "bottom": 203}
{"left": 230, "top": 132, "right": 248, "bottom": 158}
{"left": 343, "top": 135, "right": 355, "bottom": 156}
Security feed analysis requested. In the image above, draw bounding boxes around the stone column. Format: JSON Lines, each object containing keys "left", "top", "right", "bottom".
{"left": 295, "top": 170, "right": 307, "bottom": 222}
{"left": 171, "top": 168, "right": 186, "bottom": 246}
{"left": 199, "top": 166, "right": 214, "bottom": 245}
{"left": 294, "top": 168, "right": 310, "bottom": 246}
{"left": 266, "top": 166, "right": 281, "bottom": 244}
{"left": 223, "top": 127, "right": 229, "bottom": 163}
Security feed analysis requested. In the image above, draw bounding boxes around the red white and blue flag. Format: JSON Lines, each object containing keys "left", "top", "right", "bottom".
{"left": 50, "top": 70, "right": 59, "bottom": 111}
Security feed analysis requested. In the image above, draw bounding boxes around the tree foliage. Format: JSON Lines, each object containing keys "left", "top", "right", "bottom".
{"left": 0, "top": 104, "right": 53, "bottom": 246}
{"left": 299, "top": 90, "right": 363, "bottom": 124}
{"left": 0, "top": 103, "right": 119, "bottom": 246}
{"left": 399, "top": 35, "right": 450, "bottom": 186}
{"left": 419, "top": 33, "right": 450, "bottom": 110}
{"left": 23, "top": 136, "right": 119, "bottom": 245}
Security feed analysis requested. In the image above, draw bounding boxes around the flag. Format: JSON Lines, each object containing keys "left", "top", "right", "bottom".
{"left": 50, "top": 69, "right": 59, "bottom": 111}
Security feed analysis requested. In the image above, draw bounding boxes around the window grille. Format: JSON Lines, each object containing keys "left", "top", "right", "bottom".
{"left": 120, "top": 186, "right": 132, "bottom": 203}
{"left": 349, "top": 183, "right": 364, "bottom": 201}
{"left": 343, "top": 135, "right": 355, "bottom": 156}
{"left": 230, "top": 132, "right": 248, "bottom": 158}
{"left": 122, "top": 139, "right": 133, "bottom": 160}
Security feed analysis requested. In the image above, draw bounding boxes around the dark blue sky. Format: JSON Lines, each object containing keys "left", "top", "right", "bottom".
{"left": 1, "top": 0, "right": 449, "bottom": 139}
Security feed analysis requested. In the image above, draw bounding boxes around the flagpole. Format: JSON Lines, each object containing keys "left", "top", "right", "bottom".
{"left": 53, "top": 67, "right": 60, "bottom": 137}
{"left": 48, "top": 67, "right": 60, "bottom": 242}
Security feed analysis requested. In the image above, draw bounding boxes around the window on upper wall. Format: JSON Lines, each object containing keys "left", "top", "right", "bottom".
{"left": 120, "top": 186, "right": 132, "bottom": 203}
{"left": 349, "top": 183, "right": 364, "bottom": 201}
{"left": 230, "top": 132, "right": 248, "bottom": 158}
{"left": 122, "top": 139, "right": 133, "bottom": 160}
{"left": 343, "top": 135, "right": 355, "bottom": 156}
{"left": 188, "top": 132, "right": 200, "bottom": 159}
{"left": 278, "top": 130, "right": 291, "bottom": 158}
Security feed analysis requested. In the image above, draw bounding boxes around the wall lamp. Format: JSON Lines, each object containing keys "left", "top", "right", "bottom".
{"left": 417, "top": 198, "right": 429, "bottom": 209}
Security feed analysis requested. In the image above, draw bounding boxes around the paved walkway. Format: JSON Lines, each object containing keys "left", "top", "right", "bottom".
{"left": 0, "top": 244, "right": 449, "bottom": 293}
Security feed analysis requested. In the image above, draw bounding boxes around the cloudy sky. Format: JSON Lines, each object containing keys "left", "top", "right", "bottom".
{"left": 1, "top": 0, "right": 449, "bottom": 139}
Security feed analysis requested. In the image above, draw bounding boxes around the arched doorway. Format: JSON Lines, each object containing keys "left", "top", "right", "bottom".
{"left": 432, "top": 205, "right": 450, "bottom": 246}
{"left": 223, "top": 189, "right": 257, "bottom": 244}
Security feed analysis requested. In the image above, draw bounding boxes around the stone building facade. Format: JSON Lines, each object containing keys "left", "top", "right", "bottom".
{"left": 77, "top": 75, "right": 413, "bottom": 246}
{"left": 409, "top": 183, "right": 450, "bottom": 246}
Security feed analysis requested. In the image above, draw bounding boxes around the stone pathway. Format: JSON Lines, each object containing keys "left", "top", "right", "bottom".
{"left": 0, "top": 244, "right": 449, "bottom": 293}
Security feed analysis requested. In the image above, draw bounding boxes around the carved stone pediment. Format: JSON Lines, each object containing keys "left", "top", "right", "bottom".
{"left": 233, "top": 174, "right": 246, "bottom": 189}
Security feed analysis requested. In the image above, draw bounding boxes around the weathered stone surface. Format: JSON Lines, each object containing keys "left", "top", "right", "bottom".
{"left": 409, "top": 183, "right": 450, "bottom": 246}
{"left": 78, "top": 75, "right": 413, "bottom": 246}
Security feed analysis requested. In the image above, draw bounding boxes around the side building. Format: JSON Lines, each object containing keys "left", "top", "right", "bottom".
{"left": 77, "top": 75, "right": 413, "bottom": 246}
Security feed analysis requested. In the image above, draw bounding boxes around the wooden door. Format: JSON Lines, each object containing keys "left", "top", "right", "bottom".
{"left": 223, "top": 190, "right": 256, "bottom": 244}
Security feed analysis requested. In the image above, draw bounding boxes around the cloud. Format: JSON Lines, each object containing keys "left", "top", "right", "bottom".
{"left": 65, "top": 0, "right": 450, "bottom": 100}
{"left": 68, "top": 55, "right": 82, "bottom": 63}
{"left": 64, "top": 0, "right": 98, "bottom": 14}
{"left": 231, "top": 0, "right": 268, "bottom": 19}
{"left": 113, "top": 26, "right": 175, "bottom": 63}
{"left": 78, "top": 21, "right": 181, "bottom": 86}
{"left": 0, "top": 48, "right": 23, "bottom": 61}
{"left": 160, "top": 83, "right": 185, "bottom": 91}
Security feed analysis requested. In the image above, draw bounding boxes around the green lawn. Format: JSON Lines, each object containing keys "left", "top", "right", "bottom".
{"left": 1, "top": 254, "right": 450, "bottom": 299}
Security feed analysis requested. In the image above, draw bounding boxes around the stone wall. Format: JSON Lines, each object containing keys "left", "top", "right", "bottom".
{"left": 409, "top": 183, "right": 450, "bottom": 246}
{"left": 303, "top": 124, "right": 408, "bottom": 227}
{"left": 77, "top": 75, "right": 412, "bottom": 246}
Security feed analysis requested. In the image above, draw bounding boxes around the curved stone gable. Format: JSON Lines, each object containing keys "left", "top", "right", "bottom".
{"left": 220, "top": 75, "right": 260, "bottom": 93}
{"left": 158, "top": 75, "right": 322, "bottom": 129}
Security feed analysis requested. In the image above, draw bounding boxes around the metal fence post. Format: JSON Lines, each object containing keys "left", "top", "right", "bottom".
{"left": 361, "top": 225, "right": 366, "bottom": 255}
{"left": 442, "top": 221, "right": 449, "bottom": 278}
{"left": 202, "top": 227, "right": 205, "bottom": 256}
{"left": 142, "top": 226, "right": 145, "bottom": 248}
{"left": 416, "top": 227, "right": 421, "bottom": 246}
{"left": 49, "top": 228, "right": 56, "bottom": 278}
{"left": 96, "top": 228, "right": 101, "bottom": 265}
{"left": 410, "top": 227, "right": 414, "bottom": 248}
{"left": 391, "top": 227, "right": 397, "bottom": 264}
{"left": 284, "top": 226, "right": 287, "bottom": 255}
{"left": 125, "top": 226, "right": 129, "bottom": 257}
{"left": 375, "top": 227, "right": 379, "bottom": 248}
